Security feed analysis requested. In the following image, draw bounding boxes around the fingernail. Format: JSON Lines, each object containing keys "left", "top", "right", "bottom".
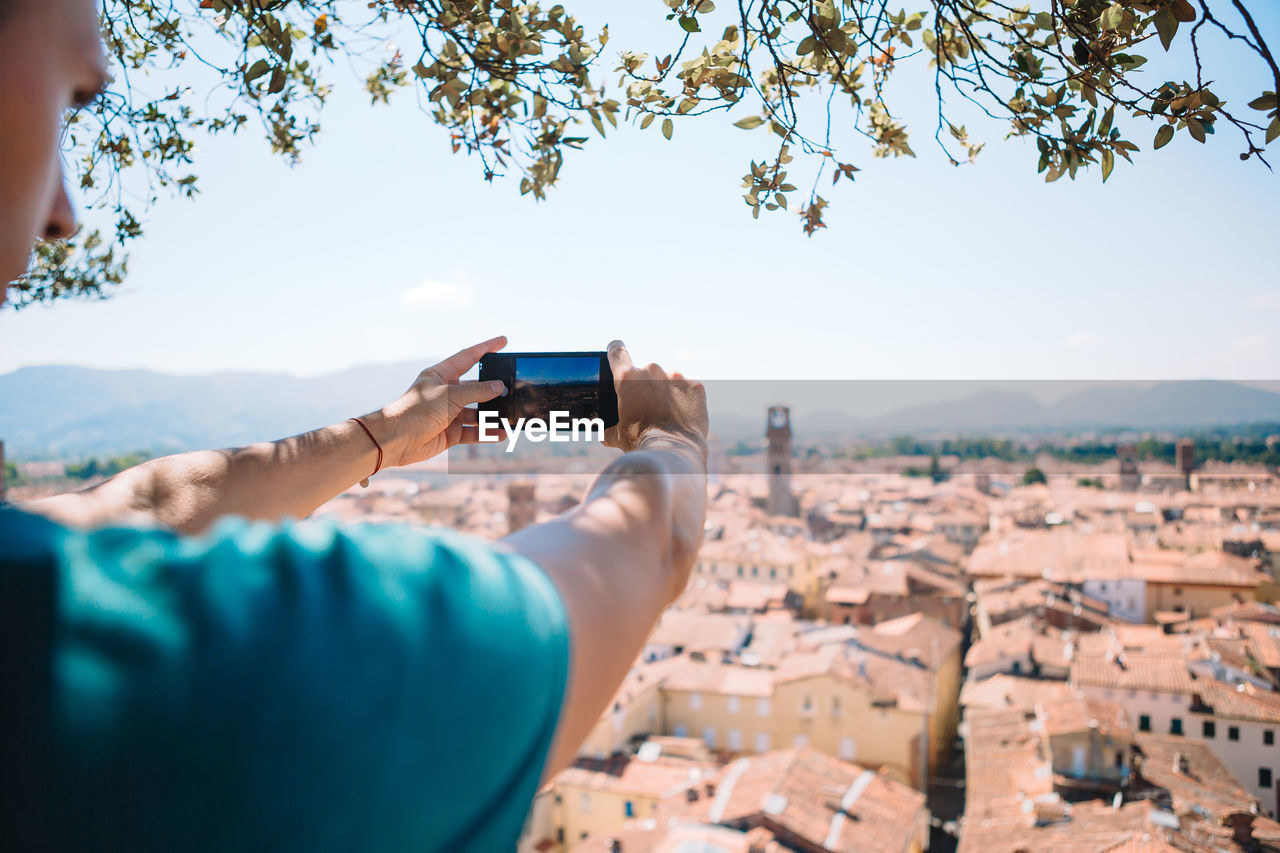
{"left": 608, "top": 339, "right": 625, "bottom": 350}
{"left": 490, "top": 380, "right": 506, "bottom": 394}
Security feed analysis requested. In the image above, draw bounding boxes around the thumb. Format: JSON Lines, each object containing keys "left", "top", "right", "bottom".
{"left": 449, "top": 379, "right": 507, "bottom": 411}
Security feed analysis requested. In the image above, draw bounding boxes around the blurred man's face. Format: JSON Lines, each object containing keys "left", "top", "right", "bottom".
{"left": 0, "top": 0, "right": 108, "bottom": 298}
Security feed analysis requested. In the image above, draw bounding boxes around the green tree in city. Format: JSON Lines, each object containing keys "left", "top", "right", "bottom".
{"left": 65, "top": 452, "right": 153, "bottom": 481}
{"left": 3, "top": 459, "right": 25, "bottom": 489}
{"left": 1021, "top": 466, "right": 1047, "bottom": 484}
{"left": 8, "top": 0, "right": 1278, "bottom": 307}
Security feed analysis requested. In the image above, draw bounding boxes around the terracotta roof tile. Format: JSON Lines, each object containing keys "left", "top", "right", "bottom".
{"left": 960, "top": 674, "right": 1076, "bottom": 711}
{"left": 1070, "top": 654, "right": 1197, "bottom": 694}
{"left": 666, "top": 748, "right": 926, "bottom": 853}
{"left": 1130, "top": 733, "right": 1258, "bottom": 820}
{"left": 556, "top": 752, "right": 719, "bottom": 799}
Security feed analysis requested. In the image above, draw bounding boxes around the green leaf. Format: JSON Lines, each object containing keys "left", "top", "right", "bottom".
{"left": 268, "top": 66, "right": 286, "bottom": 95}
{"left": 1154, "top": 6, "right": 1178, "bottom": 51}
{"left": 1154, "top": 124, "right": 1174, "bottom": 149}
{"left": 1101, "top": 148, "right": 1114, "bottom": 182}
{"left": 1247, "top": 93, "right": 1277, "bottom": 112}
{"left": 1100, "top": 4, "right": 1123, "bottom": 31}
{"left": 1099, "top": 105, "right": 1115, "bottom": 137}
{"left": 1186, "top": 116, "right": 1205, "bottom": 143}
{"left": 1268, "top": 117, "right": 1280, "bottom": 144}
{"left": 244, "top": 59, "right": 270, "bottom": 84}
{"left": 662, "top": 117, "right": 673, "bottom": 140}
{"left": 733, "top": 115, "right": 765, "bottom": 129}
{"left": 1171, "top": 0, "right": 1197, "bottom": 23}
{"left": 678, "top": 16, "right": 700, "bottom": 33}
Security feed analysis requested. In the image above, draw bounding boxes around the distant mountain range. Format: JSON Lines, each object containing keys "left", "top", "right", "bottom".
{"left": 855, "top": 380, "right": 1280, "bottom": 434}
{"left": 708, "top": 380, "right": 1280, "bottom": 443}
{"left": 3, "top": 365, "right": 1280, "bottom": 457}
{"left": 0, "top": 362, "right": 426, "bottom": 457}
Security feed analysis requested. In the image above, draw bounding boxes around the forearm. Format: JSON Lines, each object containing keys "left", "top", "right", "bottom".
{"left": 27, "top": 412, "right": 392, "bottom": 535}
{"left": 503, "top": 431, "right": 707, "bottom": 783}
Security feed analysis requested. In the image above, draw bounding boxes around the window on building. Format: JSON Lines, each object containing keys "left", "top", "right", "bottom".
{"left": 1170, "top": 718, "right": 1183, "bottom": 736}
{"left": 1139, "top": 715, "right": 1152, "bottom": 732}
{"left": 793, "top": 734, "right": 810, "bottom": 749}
{"left": 728, "top": 729, "right": 743, "bottom": 751}
{"left": 832, "top": 696, "right": 841, "bottom": 717}
{"left": 839, "top": 737, "right": 856, "bottom": 760}
{"left": 802, "top": 694, "right": 814, "bottom": 714}
{"left": 755, "top": 732, "right": 771, "bottom": 753}
{"left": 690, "top": 692, "right": 702, "bottom": 710}
{"left": 1265, "top": 729, "right": 1275, "bottom": 746}
{"left": 580, "top": 793, "right": 591, "bottom": 813}
{"left": 770, "top": 568, "right": 777, "bottom": 579}
{"left": 1203, "top": 721, "right": 1216, "bottom": 738}
{"left": 751, "top": 566, "right": 758, "bottom": 577}
{"left": 737, "top": 565, "right": 744, "bottom": 577}
{"left": 788, "top": 566, "right": 794, "bottom": 578}
{"left": 727, "top": 695, "right": 740, "bottom": 714}
{"left": 1260, "top": 768, "right": 1273, "bottom": 789}
{"left": 703, "top": 727, "right": 716, "bottom": 748}
{"left": 674, "top": 725, "right": 688, "bottom": 738}
{"left": 1228, "top": 726, "right": 1240, "bottom": 741}
{"left": 624, "top": 800, "right": 634, "bottom": 818}
{"left": 557, "top": 828, "right": 564, "bottom": 844}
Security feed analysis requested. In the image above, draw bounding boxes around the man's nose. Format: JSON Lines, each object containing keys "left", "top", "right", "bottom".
{"left": 43, "top": 176, "right": 77, "bottom": 241}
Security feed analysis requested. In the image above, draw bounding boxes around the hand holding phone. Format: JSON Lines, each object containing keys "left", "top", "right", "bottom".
{"left": 603, "top": 341, "right": 709, "bottom": 455}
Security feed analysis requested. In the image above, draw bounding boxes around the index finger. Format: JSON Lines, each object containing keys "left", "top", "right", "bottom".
{"left": 607, "top": 339, "right": 633, "bottom": 376}
{"left": 429, "top": 335, "right": 508, "bottom": 383}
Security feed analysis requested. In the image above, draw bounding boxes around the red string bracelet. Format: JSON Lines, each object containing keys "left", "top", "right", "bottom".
{"left": 349, "top": 417, "right": 383, "bottom": 488}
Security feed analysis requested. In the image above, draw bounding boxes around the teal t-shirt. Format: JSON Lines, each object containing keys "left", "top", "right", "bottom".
{"left": 0, "top": 506, "right": 569, "bottom": 852}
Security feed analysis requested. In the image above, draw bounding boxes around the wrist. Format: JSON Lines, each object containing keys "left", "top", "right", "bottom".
{"left": 350, "top": 409, "right": 402, "bottom": 473}
{"left": 637, "top": 427, "right": 708, "bottom": 466}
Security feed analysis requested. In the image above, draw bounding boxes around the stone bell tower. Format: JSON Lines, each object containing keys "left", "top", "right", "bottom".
{"left": 766, "top": 406, "right": 797, "bottom": 517}
{"left": 1117, "top": 444, "right": 1141, "bottom": 492}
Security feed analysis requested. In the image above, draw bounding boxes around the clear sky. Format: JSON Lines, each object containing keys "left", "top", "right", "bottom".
{"left": 2, "top": 5, "right": 1277, "bottom": 383}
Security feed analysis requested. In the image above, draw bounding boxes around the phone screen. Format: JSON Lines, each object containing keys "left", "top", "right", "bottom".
{"left": 479, "top": 352, "right": 618, "bottom": 428}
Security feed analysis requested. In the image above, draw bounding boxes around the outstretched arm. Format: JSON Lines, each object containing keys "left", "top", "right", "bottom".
{"left": 501, "top": 341, "right": 709, "bottom": 783}
{"left": 25, "top": 337, "right": 510, "bottom": 535}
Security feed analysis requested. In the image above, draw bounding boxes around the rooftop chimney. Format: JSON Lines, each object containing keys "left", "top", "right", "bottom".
{"left": 1226, "top": 812, "right": 1256, "bottom": 847}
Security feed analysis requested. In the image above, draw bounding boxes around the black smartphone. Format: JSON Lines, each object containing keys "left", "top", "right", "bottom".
{"left": 478, "top": 351, "right": 619, "bottom": 429}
